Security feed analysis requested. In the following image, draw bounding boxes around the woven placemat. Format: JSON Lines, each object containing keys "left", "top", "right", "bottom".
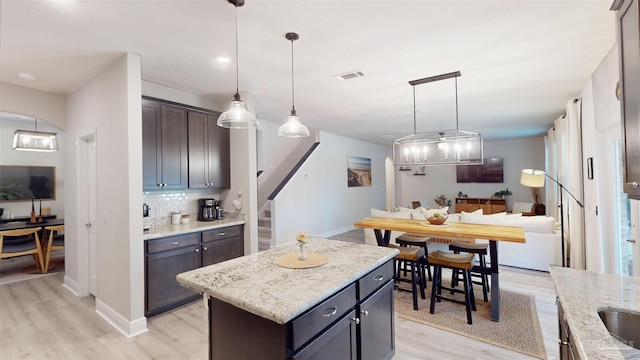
{"left": 275, "top": 252, "right": 329, "bottom": 269}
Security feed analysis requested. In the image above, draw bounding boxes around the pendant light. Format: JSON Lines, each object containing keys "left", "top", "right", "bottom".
{"left": 217, "top": 0, "right": 258, "bottom": 129}
{"left": 392, "top": 71, "right": 483, "bottom": 166}
{"left": 13, "top": 117, "right": 58, "bottom": 152}
{"left": 278, "top": 32, "right": 310, "bottom": 137}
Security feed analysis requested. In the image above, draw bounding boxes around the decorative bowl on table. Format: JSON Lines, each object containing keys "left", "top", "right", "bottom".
{"left": 426, "top": 215, "right": 447, "bottom": 225}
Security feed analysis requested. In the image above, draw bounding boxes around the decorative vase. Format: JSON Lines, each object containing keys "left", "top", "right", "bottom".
{"left": 298, "top": 244, "right": 307, "bottom": 260}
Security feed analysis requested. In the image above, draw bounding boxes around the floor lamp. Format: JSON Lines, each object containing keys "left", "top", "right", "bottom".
{"left": 520, "top": 169, "right": 584, "bottom": 267}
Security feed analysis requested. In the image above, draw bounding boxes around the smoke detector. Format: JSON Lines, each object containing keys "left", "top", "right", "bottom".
{"left": 332, "top": 70, "right": 365, "bottom": 81}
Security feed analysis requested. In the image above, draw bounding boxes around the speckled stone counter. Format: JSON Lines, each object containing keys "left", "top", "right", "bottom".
{"left": 176, "top": 237, "right": 398, "bottom": 324}
{"left": 143, "top": 217, "right": 245, "bottom": 240}
{"left": 550, "top": 266, "right": 640, "bottom": 359}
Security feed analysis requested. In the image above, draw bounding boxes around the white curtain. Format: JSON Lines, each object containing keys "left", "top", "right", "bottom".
{"left": 553, "top": 99, "right": 586, "bottom": 269}
{"left": 545, "top": 129, "right": 558, "bottom": 220}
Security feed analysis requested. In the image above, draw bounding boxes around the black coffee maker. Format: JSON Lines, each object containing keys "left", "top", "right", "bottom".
{"left": 198, "top": 198, "right": 216, "bottom": 221}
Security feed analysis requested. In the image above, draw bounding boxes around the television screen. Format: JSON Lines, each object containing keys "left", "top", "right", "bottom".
{"left": 456, "top": 157, "right": 504, "bottom": 183}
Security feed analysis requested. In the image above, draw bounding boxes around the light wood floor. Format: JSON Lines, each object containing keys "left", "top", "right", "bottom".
{"left": 0, "top": 229, "right": 559, "bottom": 359}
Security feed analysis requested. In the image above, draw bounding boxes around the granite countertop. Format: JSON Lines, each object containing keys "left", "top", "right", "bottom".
{"left": 550, "top": 267, "right": 640, "bottom": 360}
{"left": 176, "top": 237, "right": 398, "bottom": 324}
{"left": 143, "top": 217, "right": 245, "bottom": 240}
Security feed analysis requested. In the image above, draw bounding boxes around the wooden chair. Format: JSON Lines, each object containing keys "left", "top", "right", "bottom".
{"left": 411, "top": 201, "right": 422, "bottom": 209}
{"left": 43, "top": 225, "right": 64, "bottom": 273}
{"left": 0, "top": 227, "right": 45, "bottom": 273}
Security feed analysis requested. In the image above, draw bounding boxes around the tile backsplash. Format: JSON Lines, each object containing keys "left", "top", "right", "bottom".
{"left": 143, "top": 189, "right": 222, "bottom": 226}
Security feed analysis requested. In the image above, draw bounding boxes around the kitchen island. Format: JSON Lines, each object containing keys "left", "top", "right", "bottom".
{"left": 177, "top": 237, "right": 398, "bottom": 360}
{"left": 550, "top": 266, "right": 640, "bottom": 360}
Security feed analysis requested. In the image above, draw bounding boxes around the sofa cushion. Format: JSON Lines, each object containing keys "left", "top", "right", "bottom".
{"left": 421, "top": 207, "right": 449, "bottom": 218}
{"left": 371, "top": 208, "right": 411, "bottom": 219}
{"left": 460, "top": 211, "right": 555, "bottom": 234}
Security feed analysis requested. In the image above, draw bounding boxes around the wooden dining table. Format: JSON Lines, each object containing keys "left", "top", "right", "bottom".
{"left": 354, "top": 217, "right": 525, "bottom": 322}
{"left": 0, "top": 218, "right": 65, "bottom": 232}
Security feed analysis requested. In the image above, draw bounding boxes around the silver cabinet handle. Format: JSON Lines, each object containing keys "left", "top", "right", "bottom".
{"left": 374, "top": 275, "right": 384, "bottom": 281}
{"left": 322, "top": 307, "right": 337, "bottom": 318}
{"left": 218, "top": 232, "right": 226, "bottom": 236}
{"left": 352, "top": 317, "right": 360, "bottom": 325}
{"left": 632, "top": 182, "right": 639, "bottom": 188}
{"left": 170, "top": 241, "right": 180, "bottom": 245}
{"left": 195, "top": 248, "right": 199, "bottom": 252}
{"left": 361, "top": 310, "right": 369, "bottom": 316}
{"left": 85, "top": 222, "right": 92, "bottom": 228}
{"left": 627, "top": 239, "right": 637, "bottom": 243}
{"left": 203, "top": 246, "right": 208, "bottom": 250}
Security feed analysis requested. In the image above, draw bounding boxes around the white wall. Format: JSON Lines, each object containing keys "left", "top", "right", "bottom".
{"left": 257, "top": 119, "right": 317, "bottom": 212}
{"left": 0, "top": 118, "right": 65, "bottom": 218}
{"left": 395, "top": 137, "right": 545, "bottom": 212}
{"left": 66, "top": 53, "right": 146, "bottom": 336}
{"left": 272, "top": 131, "right": 390, "bottom": 246}
{"left": 0, "top": 82, "right": 67, "bottom": 130}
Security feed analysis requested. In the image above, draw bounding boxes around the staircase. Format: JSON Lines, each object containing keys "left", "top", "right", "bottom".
{"left": 258, "top": 204, "right": 272, "bottom": 251}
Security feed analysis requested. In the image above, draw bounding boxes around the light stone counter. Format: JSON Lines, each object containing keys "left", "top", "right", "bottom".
{"left": 143, "top": 217, "right": 245, "bottom": 240}
{"left": 176, "top": 237, "right": 398, "bottom": 324}
{"left": 550, "top": 266, "right": 640, "bottom": 360}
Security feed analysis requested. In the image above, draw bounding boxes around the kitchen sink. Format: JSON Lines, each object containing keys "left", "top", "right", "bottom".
{"left": 598, "top": 309, "right": 640, "bottom": 350}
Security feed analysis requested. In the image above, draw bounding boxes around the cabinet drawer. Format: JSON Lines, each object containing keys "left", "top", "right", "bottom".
{"left": 358, "top": 260, "right": 394, "bottom": 301}
{"left": 202, "top": 226, "right": 241, "bottom": 242}
{"left": 292, "top": 282, "right": 357, "bottom": 350}
{"left": 146, "top": 233, "right": 200, "bottom": 254}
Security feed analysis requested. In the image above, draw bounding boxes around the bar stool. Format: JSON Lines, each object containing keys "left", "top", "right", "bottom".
{"left": 449, "top": 241, "right": 490, "bottom": 302}
{"left": 388, "top": 244, "right": 426, "bottom": 310}
{"left": 396, "top": 233, "right": 432, "bottom": 284}
{"left": 428, "top": 250, "right": 476, "bottom": 324}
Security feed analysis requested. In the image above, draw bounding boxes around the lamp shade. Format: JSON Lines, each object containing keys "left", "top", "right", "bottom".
{"left": 520, "top": 169, "right": 545, "bottom": 187}
{"left": 13, "top": 130, "right": 58, "bottom": 152}
{"left": 217, "top": 98, "right": 259, "bottom": 129}
{"left": 277, "top": 114, "right": 309, "bottom": 137}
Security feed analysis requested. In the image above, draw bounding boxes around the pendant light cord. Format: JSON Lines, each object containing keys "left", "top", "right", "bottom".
{"left": 455, "top": 76, "right": 459, "bottom": 130}
{"left": 291, "top": 37, "right": 295, "bottom": 114}
{"left": 412, "top": 85, "right": 416, "bottom": 134}
{"left": 234, "top": 5, "right": 240, "bottom": 98}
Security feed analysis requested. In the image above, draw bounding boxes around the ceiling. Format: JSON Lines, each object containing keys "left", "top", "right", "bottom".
{"left": 0, "top": 0, "right": 616, "bottom": 146}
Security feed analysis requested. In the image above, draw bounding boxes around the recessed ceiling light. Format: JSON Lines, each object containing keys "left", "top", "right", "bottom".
{"left": 18, "top": 72, "right": 37, "bottom": 81}
{"left": 217, "top": 57, "right": 231, "bottom": 63}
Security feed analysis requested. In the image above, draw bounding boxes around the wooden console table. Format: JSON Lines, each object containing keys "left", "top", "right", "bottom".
{"left": 455, "top": 197, "right": 505, "bottom": 214}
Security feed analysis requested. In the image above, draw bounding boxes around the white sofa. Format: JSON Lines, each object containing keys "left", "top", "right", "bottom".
{"left": 363, "top": 207, "right": 562, "bottom": 272}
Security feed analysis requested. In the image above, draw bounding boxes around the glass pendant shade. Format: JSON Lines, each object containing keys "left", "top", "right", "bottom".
{"left": 520, "top": 169, "right": 546, "bottom": 187}
{"left": 393, "top": 129, "right": 482, "bottom": 166}
{"left": 13, "top": 129, "right": 59, "bottom": 152}
{"left": 277, "top": 112, "right": 310, "bottom": 137}
{"left": 217, "top": 96, "right": 259, "bottom": 129}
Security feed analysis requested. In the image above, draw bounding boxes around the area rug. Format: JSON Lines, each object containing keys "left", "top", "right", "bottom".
{"left": 394, "top": 286, "right": 547, "bottom": 359}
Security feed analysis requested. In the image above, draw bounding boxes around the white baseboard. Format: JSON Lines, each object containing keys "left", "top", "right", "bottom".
{"left": 62, "top": 275, "right": 80, "bottom": 296}
{"left": 96, "top": 299, "right": 148, "bottom": 338}
{"left": 314, "top": 225, "right": 355, "bottom": 239}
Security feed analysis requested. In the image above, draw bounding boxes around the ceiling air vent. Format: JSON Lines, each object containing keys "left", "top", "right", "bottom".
{"left": 332, "top": 70, "right": 365, "bottom": 81}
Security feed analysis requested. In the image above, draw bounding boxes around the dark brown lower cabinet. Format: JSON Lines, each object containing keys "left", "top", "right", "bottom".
{"left": 207, "top": 259, "right": 395, "bottom": 360}
{"left": 201, "top": 226, "right": 244, "bottom": 267}
{"left": 359, "top": 281, "right": 395, "bottom": 360}
{"left": 145, "top": 225, "right": 244, "bottom": 317}
{"left": 145, "top": 233, "right": 201, "bottom": 317}
{"left": 558, "top": 298, "right": 579, "bottom": 360}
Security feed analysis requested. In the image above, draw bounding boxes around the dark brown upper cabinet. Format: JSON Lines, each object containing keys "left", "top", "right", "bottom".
{"left": 187, "top": 111, "right": 230, "bottom": 189}
{"left": 142, "top": 100, "right": 188, "bottom": 190}
{"left": 615, "top": 0, "right": 640, "bottom": 199}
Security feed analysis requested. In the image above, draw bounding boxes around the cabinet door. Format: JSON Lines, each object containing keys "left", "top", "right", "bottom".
{"left": 206, "top": 113, "right": 230, "bottom": 189}
{"left": 142, "top": 100, "right": 161, "bottom": 189}
{"left": 358, "top": 281, "right": 395, "bottom": 360}
{"left": 145, "top": 244, "right": 201, "bottom": 316}
{"left": 290, "top": 310, "right": 358, "bottom": 360}
{"left": 159, "top": 105, "right": 188, "bottom": 189}
{"left": 618, "top": 0, "right": 640, "bottom": 199}
{"left": 201, "top": 237, "right": 243, "bottom": 267}
{"left": 187, "top": 111, "right": 209, "bottom": 188}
